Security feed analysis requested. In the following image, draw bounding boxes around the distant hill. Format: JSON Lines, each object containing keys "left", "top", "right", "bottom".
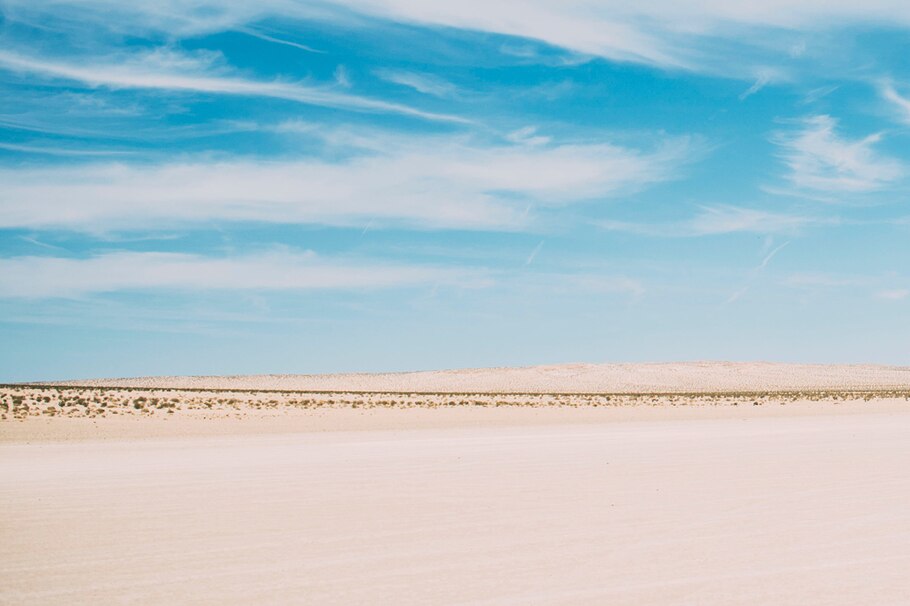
{"left": 47, "top": 362, "right": 910, "bottom": 393}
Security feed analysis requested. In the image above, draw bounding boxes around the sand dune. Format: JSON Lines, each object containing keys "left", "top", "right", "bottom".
{"left": 49, "top": 361, "right": 910, "bottom": 393}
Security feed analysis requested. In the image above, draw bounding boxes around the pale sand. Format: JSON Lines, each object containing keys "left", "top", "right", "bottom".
{"left": 49, "top": 361, "right": 910, "bottom": 393}
{"left": 2, "top": 397, "right": 910, "bottom": 442}
{"left": 3, "top": 364, "right": 909, "bottom": 604}
{"left": 2, "top": 407, "right": 909, "bottom": 605}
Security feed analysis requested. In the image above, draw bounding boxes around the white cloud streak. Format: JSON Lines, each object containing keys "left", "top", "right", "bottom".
{"left": 687, "top": 206, "right": 817, "bottom": 235}
{"left": 0, "top": 50, "right": 465, "bottom": 123}
{"left": 328, "top": 0, "right": 910, "bottom": 73}
{"left": 738, "top": 68, "right": 778, "bottom": 100}
{"left": 7, "top": 0, "right": 910, "bottom": 73}
{"left": 784, "top": 273, "right": 869, "bottom": 288}
{"left": 880, "top": 80, "right": 910, "bottom": 125}
{"left": 375, "top": 69, "right": 458, "bottom": 98}
{"left": 0, "top": 251, "right": 487, "bottom": 298}
{"left": 0, "top": 142, "right": 134, "bottom": 157}
{"left": 876, "top": 288, "right": 909, "bottom": 300}
{"left": 598, "top": 205, "right": 820, "bottom": 237}
{"left": 785, "top": 274, "right": 910, "bottom": 302}
{"left": 506, "top": 127, "right": 551, "bottom": 146}
{"left": 0, "top": 136, "right": 695, "bottom": 231}
{"left": 772, "top": 115, "right": 904, "bottom": 193}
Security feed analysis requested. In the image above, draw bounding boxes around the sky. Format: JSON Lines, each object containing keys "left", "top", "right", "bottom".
{"left": 1, "top": 1, "right": 910, "bottom": 381}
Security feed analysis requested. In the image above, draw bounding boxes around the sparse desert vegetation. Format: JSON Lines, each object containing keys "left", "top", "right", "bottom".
{"left": 2, "top": 383, "right": 909, "bottom": 423}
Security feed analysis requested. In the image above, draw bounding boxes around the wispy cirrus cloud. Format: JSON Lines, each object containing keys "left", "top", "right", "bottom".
{"left": 876, "top": 288, "right": 909, "bottom": 300}
{"left": 7, "top": 0, "right": 910, "bottom": 75}
{"left": 0, "top": 50, "right": 465, "bottom": 123}
{"left": 880, "top": 80, "right": 910, "bottom": 125}
{"left": 0, "top": 250, "right": 489, "bottom": 298}
{"left": 0, "top": 134, "right": 696, "bottom": 231}
{"left": 506, "top": 127, "right": 551, "bottom": 146}
{"left": 324, "top": 0, "right": 910, "bottom": 77}
{"left": 771, "top": 115, "right": 904, "bottom": 194}
{"left": 785, "top": 272, "right": 910, "bottom": 302}
{"left": 687, "top": 205, "right": 819, "bottom": 235}
{"left": 738, "top": 68, "right": 781, "bottom": 100}
{"left": 784, "top": 272, "right": 869, "bottom": 288}
{"left": 597, "top": 205, "right": 822, "bottom": 237}
{"left": 375, "top": 69, "right": 459, "bottom": 98}
{"left": 0, "top": 142, "right": 134, "bottom": 157}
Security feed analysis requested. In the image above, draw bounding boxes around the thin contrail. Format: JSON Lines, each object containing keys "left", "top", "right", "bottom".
{"left": 724, "top": 240, "right": 790, "bottom": 305}
{"left": 758, "top": 241, "right": 790, "bottom": 270}
{"left": 239, "top": 28, "right": 326, "bottom": 54}
{"left": 525, "top": 240, "right": 544, "bottom": 265}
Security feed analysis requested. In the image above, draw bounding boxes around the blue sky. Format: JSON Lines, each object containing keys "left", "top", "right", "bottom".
{"left": 2, "top": 1, "right": 910, "bottom": 381}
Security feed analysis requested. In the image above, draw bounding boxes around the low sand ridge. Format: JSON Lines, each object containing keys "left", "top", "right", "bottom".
{"left": 46, "top": 361, "right": 910, "bottom": 393}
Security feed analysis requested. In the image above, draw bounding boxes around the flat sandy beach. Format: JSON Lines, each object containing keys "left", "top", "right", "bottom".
{"left": 2, "top": 363, "right": 909, "bottom": 605}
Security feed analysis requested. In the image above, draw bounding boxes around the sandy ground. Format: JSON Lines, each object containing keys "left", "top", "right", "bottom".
{"left": 3, "top": 364, "right": 909, "bottom": 604}
{"left": 2, "top": 402, "right": 910, "bottom": 605}
{"left": 1, "top": 397, "right": 909, "bottom": 442}
{"left": 3, "top": 382, "right": 909, "bottom": 441}
{"left": 48, "top": 361, "right": 910, "bottom": 393}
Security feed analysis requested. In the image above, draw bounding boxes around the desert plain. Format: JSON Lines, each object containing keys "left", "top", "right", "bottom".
{"left": 2, "top": 362, "right": 910, "bottom": 605}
